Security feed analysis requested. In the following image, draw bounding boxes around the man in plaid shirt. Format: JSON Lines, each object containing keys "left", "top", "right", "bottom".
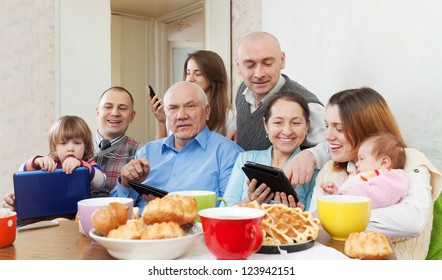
{"left": 93, "top": 86, "right": 142, "bottom": 197}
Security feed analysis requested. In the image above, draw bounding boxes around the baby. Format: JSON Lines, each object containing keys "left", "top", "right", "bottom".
{"left": 321, "top": 133, "right": 408, "bottom": 208}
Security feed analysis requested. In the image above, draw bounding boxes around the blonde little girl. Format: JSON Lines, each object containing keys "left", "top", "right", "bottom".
{"left": 20, "top": 115, "right": 106, "bottom": 191}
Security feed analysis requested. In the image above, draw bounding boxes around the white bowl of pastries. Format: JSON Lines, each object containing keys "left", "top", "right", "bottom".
{"left": 88, "top": 194, "right": 203, "bottom": 260}
{"left": 89, "top": 221, "right": 202, "bottom": 260}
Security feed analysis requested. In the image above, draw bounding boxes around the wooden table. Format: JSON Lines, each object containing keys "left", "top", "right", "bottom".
{"left": 316, "top": 227, "right": 347, "bottom": 253}
{"left": 0, "top": 220, "right": 390, "bottom": 260}
{"left": 0, "top": 220, "right": 113, "bottom": 260}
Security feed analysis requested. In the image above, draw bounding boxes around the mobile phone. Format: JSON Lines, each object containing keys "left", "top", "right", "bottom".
{"left": 148, "top": 85, "right": 156, "bottom": 98}
{"left": 148, "top": 85, "right": 161, "bottom": 106}
{"left": 242, "top": 161, "right": 299, "bottom": 203}
{"left": 127, "top": 180, "right": 168, "bottom": 198}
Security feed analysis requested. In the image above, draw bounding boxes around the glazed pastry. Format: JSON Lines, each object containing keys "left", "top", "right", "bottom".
{"left": 166, "top": 195, "right": 198, "bottom": 225}
{"left": 140, "top": 221, "right": 185, "bottom": 240}
{"left": 344, "top": 231, "right": 394, "bottom": 260}
{"left": 107, "top": 219, "right": 146, "bottom": 239}
{"left": 142, "top": 195, "right": 197, "bottom": 226}
{"left": 91, "top": 202, "right": 129, "bottom": 236}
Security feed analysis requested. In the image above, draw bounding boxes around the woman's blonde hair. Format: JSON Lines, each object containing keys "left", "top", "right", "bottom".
{"left": 48, "top": 115, "right": 93, "bottom": 161}
{"left": 328, "top": 87, "right": 406, "bottom": 170}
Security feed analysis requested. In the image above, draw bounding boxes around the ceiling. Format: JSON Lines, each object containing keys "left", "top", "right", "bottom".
{"left": 111, "top": 0, "right": 202, "bottom": 18}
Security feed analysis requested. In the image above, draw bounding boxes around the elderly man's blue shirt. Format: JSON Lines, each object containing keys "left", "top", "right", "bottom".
{"left": 110, "top": 126, "right": 243, "bottom": 212}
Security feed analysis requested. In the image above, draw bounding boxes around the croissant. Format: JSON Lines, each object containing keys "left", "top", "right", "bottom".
{"left": 140, "top": 222, "right": 185, "bottom": 240}
{"left": 142, "top": 195, "right": 197, "bottom": 226}
{"left": 108, "top": 219, "right": 146, "bottom": 239}
{"left": 91, "top": 202, "right": 129, "bottom": 236}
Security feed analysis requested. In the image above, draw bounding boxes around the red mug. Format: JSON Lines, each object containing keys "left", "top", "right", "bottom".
{"left": 199, "top": 207, "right": 265, "bottom": 260}
{"left": 0, "top": 209, "right": 17, "bottom": 248}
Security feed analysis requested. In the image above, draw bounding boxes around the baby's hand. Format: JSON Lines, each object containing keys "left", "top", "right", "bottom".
{"left": 62, "top": 157, "right": 81, "bottom": 174}
{"left": 320, "top": 181, "right": 337, "bottom": 194}
{"left": 35, "top": 156, "right": 57, "bottom": 172}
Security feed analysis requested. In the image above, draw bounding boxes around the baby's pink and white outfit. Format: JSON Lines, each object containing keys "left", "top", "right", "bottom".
{"left": 334, "top": 168, "right": 409, "bottom": 209}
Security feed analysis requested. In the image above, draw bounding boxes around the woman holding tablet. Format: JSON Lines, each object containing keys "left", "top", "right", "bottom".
{"left": 223, "top": 91, "right": 318, "bottom": 210}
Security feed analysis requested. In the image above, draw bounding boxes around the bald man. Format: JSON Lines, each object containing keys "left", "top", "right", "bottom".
{"left": 235, "top": 31, "right": 329, "bottom": 185}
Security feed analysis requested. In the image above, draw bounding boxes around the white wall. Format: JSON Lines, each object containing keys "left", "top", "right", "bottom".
{"left": 58, "top": 0, "right": 111, "bottom": 134}
{"left": 0, "top": 0, "right": 111, "bottom": 198}
{"left": 0, "top": 0, "right": 56, "bottom": 198}
{"left": 263, "top": 0, "right": 442, "bottom": 170}
{"left": 205, "top": 0, "right": 231, "bottom": 88}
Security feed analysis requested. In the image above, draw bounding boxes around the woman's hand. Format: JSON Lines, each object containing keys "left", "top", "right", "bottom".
{"left": 246, "top": 179, "right": 274, "bottom": 204}
{"left": 149, "top": 94, "right": 166, "bottom": 123}
{"left": 62, "top": 158, "right": 82, "bottom": 174}
{"left": 149, "top": 92, "right": 168, "bottom": 139}
{"left": 226, "top": 130, "right": 237, "bottom": 142}
{"left": 35, "top": 156, "right": 57, "bottom": 172}
{"left": 274, "top": 192, "right": 305, "bottom": 209}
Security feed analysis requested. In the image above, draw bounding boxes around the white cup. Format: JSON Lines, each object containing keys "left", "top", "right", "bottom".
{"left": 77, "top": 197, "right": 133, "bottom": 239}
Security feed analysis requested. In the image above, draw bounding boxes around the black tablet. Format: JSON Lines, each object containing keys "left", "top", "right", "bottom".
{"left": 242, "top": 161, "right": 299, "bottom": 203}
{"left": 127, "top": 181, "right": 168, "bottom": 198}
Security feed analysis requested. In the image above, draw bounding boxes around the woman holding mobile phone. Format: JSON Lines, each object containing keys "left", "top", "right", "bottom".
{"left": 149, "top": 50, "right": 236, "bottom": 139}
{"left": 223, "top": 91, "right": 317, "bottom": 210}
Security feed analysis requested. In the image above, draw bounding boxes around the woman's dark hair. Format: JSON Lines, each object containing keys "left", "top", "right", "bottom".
{"left": 263, "top": 91, "right": 310, "bottom": 126}
{"left": 328, "top": 87, "right": 405, "bottom": 170}
{"left": 183, "top": 50, "right": 231, "bottom": 134}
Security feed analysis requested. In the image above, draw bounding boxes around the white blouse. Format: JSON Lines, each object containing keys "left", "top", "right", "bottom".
{"left": 310, "top": 148, "right": 441, "bottom": 259}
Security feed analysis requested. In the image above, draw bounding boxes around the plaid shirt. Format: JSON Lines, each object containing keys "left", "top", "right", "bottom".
{"left": 93, "top": 135, "right": 141, "bottom": 197}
